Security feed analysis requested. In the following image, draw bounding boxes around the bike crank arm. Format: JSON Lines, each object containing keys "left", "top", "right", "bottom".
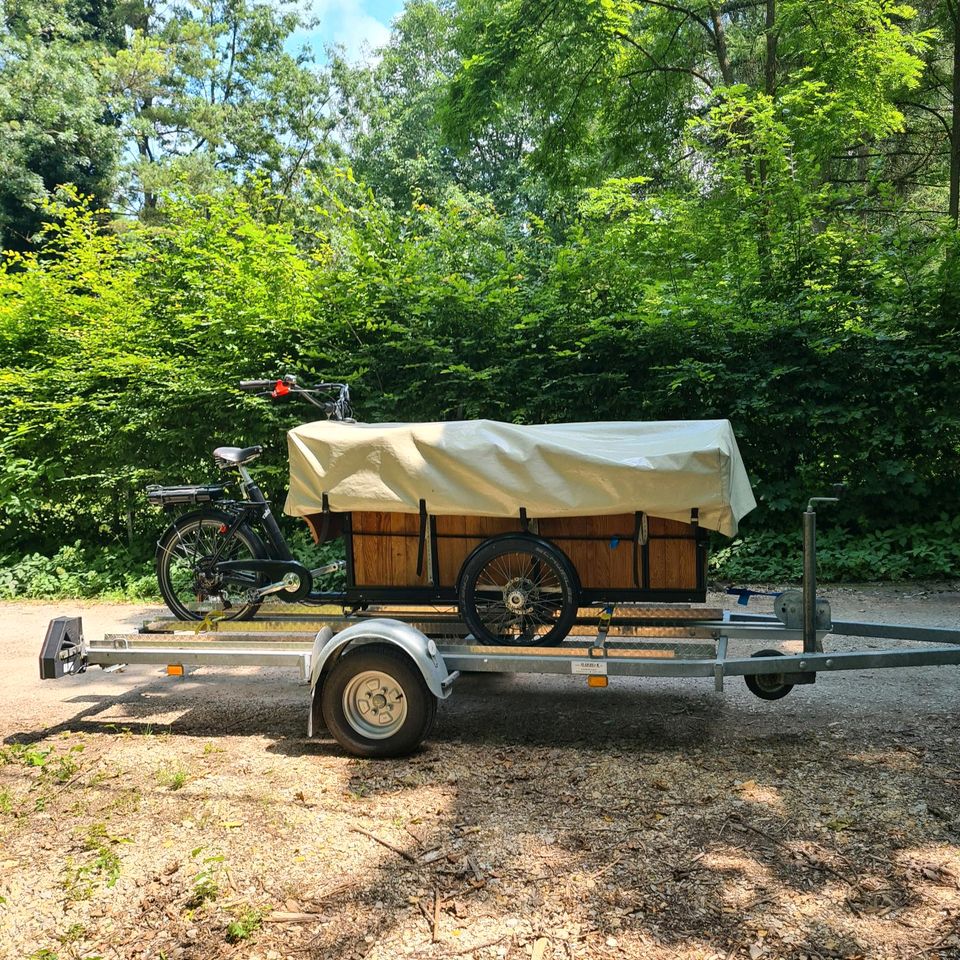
{"left": 216, "top": 559, "right": 313, "bottom": 602}
{"left": 254, "top": 572, "right": 306, "bottom": 599}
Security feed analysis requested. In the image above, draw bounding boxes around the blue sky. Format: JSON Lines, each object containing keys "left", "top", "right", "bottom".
{"left": 287, "top": 0, "right": 408, "bottom": 63}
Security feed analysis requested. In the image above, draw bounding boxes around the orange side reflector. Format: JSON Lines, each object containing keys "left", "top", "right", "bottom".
{"left": 167, "top": 664, "right": 185, "bottom": 677}
{"left": 587, "top": 675, "right": 608, "bottom": 688}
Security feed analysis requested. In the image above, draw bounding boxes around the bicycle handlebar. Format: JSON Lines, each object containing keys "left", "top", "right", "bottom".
{"left": 237, "top": 377, "right": 352, "bottom": 420}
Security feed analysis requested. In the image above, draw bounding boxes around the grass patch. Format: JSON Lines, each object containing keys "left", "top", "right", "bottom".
{"left": 62, "top": 823, "right": 129, "bottom": 901}
{"left": 226, "top": 907, "right": 264, "bottom": 943}
{"left": 156, "top": 764, "right": 189, "bottom": 791}
{"left": 186, "top": 849, "right": 225, "bottom": 910}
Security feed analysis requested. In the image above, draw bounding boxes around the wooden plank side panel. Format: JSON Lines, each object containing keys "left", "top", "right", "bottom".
{"left": 646, "top": 516, "right": 699, "bottom": 590}
{"left": 647, "top": 516, "right": 695, "bottom": 537}
{"left": 349, "top": 511, "right": 701, "bottom": 592}
{"left": 538, "top": 514, "right": 637, "bottom": 589}
{"left": 434, "top": 516, "right": 522, "bottom": 587}
{"left": 351, "top": 511, "right": 426, "bottom": 587}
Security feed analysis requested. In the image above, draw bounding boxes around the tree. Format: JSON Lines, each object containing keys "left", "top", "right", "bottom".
{"left": 444, "top": 0, "right": 927, "bottom": 198}
{"left": 331, "top": 0, "right": 556, "bottom": 216}
{"left": 0, "top": 0, "right": 120, "bottom": 250}
{"left": 103, "top": 0, "right": 339, "bottom": 214}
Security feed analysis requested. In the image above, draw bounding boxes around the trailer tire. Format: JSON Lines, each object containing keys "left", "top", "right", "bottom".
{"left": 321, "top": 644, "right": 437, "bottom": 758}
{"left": 744, "top": 649, "right": 794, "bottom": 701}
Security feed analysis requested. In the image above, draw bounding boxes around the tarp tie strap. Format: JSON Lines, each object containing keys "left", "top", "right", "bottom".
{"left": 632, "top": 512, "right": 644, "bottom": 587}
{"left": 317, "top": 494, "right": 331, "bottom": 543}
{"left": 416, "top": 499, "right": 428, "bottom": 578}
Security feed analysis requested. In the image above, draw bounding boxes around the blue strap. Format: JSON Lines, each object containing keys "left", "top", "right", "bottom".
{"left": 725, "top": 587, "right": 782, "bottom": 606}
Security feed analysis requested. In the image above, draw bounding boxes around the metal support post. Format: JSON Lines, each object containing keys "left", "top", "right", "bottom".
{"left": 802, "top": 508, "right": 817, "bottom": 654}
{"left": 803, "top": 491, "right": 841, "bottom": 654}
{"left": 714, "top": 635, "right": 728, "bottom": 692}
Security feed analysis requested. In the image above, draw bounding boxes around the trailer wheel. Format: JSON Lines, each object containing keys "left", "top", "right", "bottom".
{"left": 321, "top": 644, "right": 437, "bottom": 758}
{"left": 745, "top": 649, "right": 794, "bottom": 701}
{"left": 458, "top": 534, "right": 580, "bottom": 646}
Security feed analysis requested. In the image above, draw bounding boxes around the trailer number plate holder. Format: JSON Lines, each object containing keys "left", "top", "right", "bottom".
{"left": 571, "top": 659, "right": 608, "bottom": 676}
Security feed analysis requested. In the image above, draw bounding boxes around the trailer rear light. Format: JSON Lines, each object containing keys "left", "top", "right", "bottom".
{"left": 167, "top": 664, "right": 185, "bottom": 677}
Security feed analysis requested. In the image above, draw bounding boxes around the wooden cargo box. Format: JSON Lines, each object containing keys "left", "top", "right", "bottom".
{"left": 337, "top": 510, "right": 706, "bottom": 604}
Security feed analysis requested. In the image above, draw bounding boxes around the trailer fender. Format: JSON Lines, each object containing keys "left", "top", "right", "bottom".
{"left": 308, "top": 618, "right": 457, "bottom": 737}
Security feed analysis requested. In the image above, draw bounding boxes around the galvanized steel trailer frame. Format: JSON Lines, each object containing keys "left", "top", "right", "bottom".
{"left": 38, "top": 604, "right": 960, "bottom": 754}
{"left": 36, "top": 499, "right": 960, "bottom": 756}
{"left": 40, "top": 609, "right": 960, "bottom": 686}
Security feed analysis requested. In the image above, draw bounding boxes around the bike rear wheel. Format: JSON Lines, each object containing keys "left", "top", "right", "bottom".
{"left": 156, "top": 510, "right": 267, "bottom": 621}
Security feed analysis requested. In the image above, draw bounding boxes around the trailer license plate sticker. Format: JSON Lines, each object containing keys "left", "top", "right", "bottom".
{"left": 571, "top": 659, "right": 608, "bottom": 676}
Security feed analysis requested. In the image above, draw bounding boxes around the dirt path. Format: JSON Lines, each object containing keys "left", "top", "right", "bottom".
{"left": 1, "top": 585, "right": 959, "bottom": 960}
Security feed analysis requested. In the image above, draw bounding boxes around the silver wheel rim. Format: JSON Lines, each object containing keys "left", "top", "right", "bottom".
{"left": 342, "top": 670, "right": 408, "bottom": 739}
{"left": 472, "top": 550, "right": 564, "bottom": 641}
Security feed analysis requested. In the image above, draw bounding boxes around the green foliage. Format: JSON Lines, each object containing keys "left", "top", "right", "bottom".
{"left": 225, "top": 907, "right": 264, "bottom": 943}
{"left": 334, "top": 0, "right": 552, "bottom": 215}
{"left": 156, "top": 764, "right": 189, "bottom": 791}
{"left": 187, "top": 849, "right": 224, "bottom": 909}
{"left": 1, "top": 181, "right": 959, "bottom": 587}
{"left": 0, "top": 0, "right": 120, "bottom": 250}
{"left": 2, "top": 0, "right": 960, "bottom": 590}
{"left": 103, "top": 0, "right": 338, "bottom": 210}
{"left": 446, "top": 0, "right": 929, "bottom": 195}
{"left": 62, "top": 822, "right": 129, "bottom": 901}
{"left": 1, "top": 743, "right": 52, "bottom": 767}
{"left": 713, "top": 516, "right": 960, "bottom": 582}
{"left": 0, "top": 543, "right": 155, "bottom": 600}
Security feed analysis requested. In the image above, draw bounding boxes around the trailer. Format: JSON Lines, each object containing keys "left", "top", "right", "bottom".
{"left": 38, "top": 502, "right": 960, "bottom": 758}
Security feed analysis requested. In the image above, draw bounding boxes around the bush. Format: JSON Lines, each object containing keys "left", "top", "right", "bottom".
{"left": 2, "top": 182, "right": 959, "bottom": 592}
{"left": 711, "top": 516, "right": 960, "bottom": 583}
{"left": 0, "top": 542, "right": 156, "bottom": 600}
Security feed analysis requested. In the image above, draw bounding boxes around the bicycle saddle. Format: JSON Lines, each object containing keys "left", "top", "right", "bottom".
{"left": 212, "top": 444, "right": 263, "bottom": 466}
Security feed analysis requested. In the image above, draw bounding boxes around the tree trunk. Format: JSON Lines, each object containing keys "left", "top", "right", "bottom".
{"left": 764, "top": 0, "right": 777, "bottom": 97}
{"left": 708, "top": 5, "right": 734, "bottom": 85}
{"left": 950, "top": 0, "right": 960, "bottom": 227}
{"left": 756, "top": 0, "right": 777, "bottom": 282}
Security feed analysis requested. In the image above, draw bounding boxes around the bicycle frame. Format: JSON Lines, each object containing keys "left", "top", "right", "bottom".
{"left": 213, "top": 464, "right": 349, "bottom": 605}
{"left": 234, "top": 464, "right": 293, "bottom": 561}
{"left": 152, "top": 378, "right": 354, "bottom": 612}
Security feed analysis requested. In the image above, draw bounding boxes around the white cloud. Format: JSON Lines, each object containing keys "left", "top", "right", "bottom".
{"left": 333, "top": 3, "right": 392, "bottom": 60}
{"left": 289, "top": 0, "right": 394, "bottom": 64}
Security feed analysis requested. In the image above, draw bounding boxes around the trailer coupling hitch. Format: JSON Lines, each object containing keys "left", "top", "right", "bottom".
{"left": 39, "top": 617, "right": 87, "bottom": 680}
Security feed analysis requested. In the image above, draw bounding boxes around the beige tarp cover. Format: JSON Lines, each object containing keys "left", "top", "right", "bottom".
{"left": 284, "top": 419, "right": 756, "bottom": 537}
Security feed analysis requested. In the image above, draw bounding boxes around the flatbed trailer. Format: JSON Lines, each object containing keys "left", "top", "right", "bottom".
{"left": 39, "top": 594, "right": 960, "bottom": 757}
{"left": 34, "top": 498, "right": 960, "bottom": 757}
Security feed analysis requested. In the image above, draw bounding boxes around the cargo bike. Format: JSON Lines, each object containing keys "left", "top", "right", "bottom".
{"left": 39, "top": 378, "right": 960, "bottom": 757}
{"left": 145, "top": 378, "right": 753, "bottom": 648}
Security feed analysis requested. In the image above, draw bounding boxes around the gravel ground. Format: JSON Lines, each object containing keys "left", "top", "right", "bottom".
{"left": 1, "top": 584, "right": 960, "bottom": 960}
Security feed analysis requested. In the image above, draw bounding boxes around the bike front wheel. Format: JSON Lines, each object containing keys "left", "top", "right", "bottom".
{"left": 156, "top": 510, "right": 267, "bottom": 621}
